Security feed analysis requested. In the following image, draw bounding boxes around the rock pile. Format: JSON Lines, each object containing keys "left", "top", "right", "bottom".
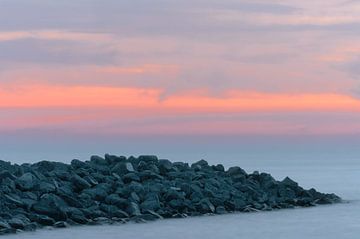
{"left": 0, "top": 155, "right": 340, "bottom": 234}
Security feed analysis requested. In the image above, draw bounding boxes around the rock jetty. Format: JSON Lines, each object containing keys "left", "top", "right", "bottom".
{"left": 0, "top": 155, "right": 340, "bottom": 234}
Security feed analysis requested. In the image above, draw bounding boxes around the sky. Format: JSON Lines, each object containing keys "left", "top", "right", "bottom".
{"left": 1, "top": 0, "right": 360, "bottom": 162}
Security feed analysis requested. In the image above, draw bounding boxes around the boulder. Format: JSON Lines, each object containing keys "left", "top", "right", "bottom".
{"left": 111, "top": 162, "right": 135, "bottom": 175}
{"left": 0, "top": 170, "right": 16, "bottom": 181}
{"left": 32, "top": 194, "right": 68, "bottom": 221}
{"left": 15, "top": 173, "right": 37, "bottom": 191}
{"left": 71, "top": 175, "right": 92, "bottom": 191}
{"left": 126, "top": 202, "right": 141, "bottom": 217}
{"left": 158, "top": 159, "right": 173, "bottom": 174}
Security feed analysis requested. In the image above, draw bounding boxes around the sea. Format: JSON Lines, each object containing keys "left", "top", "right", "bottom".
{"left": 1, "top": 135, "right": 359, "bottom": 239}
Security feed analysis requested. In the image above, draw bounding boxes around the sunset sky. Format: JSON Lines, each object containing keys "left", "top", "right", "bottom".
{"left": 1, "top": 0, "right": 360, "bottom": 162}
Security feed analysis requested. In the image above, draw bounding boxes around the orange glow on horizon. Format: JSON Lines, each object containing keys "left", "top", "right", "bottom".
{"left": 1, "top": 84, "right": 360, "bottom": 113}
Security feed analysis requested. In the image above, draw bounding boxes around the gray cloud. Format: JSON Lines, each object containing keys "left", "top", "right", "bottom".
{"left": 0, "top": 39, "right": 116, "bottom": 65}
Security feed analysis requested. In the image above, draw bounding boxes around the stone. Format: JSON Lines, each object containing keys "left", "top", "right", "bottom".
{"left": 141, "top": 193, "right": 161, "bottom": 211}
{"left": 71, "top": 175, "right": 92, "bottom": 191}
{"left": 158, "top": 159, "right": 173, "bottom": 174}
{"left": 8, "top": 215, "right": 30, "bottom": 230}
{"left": 53, "top": 221, "right": 69, "bottom": 228}
{"left": 126, "top": 202, "right": 141, "bottom": 217}
{"left": 198, "top": 198, "right": 215, "bottom": 213}
{"left": 215, "top": 206, "right": 227, "bottom": 214}
{"left": 90, "top": 155, "right": 107, "bottom": 165}
{"left": 4, "top": 194, "right": 24, "bottom": 207}
{"left": 71, "top": 159, "right": 88, "bottom": 169}
{"left": 226, "top": 166, "right": 247, "bottom": 177}
{"left": 0, "top": 170, "right": 16, "bottom": 181}
{"left": 29, "top": 214, "right": 55, "bottom": 226}
{"left": 105, "top": 154, "right": 127, "bottom": 164}
{"left": 122, "top": 173, "right": 140, "bottom": 184}
{"left": 212, "top": 164, "right": 225, "bottom": 172}
{"left": 0, "top": 221, "right": 11, "bottom": 230}
{"left": 138, "top": 155, "right": 158, "bottom": 164}
{"left": 15, "top": 173, "right": 37, "bottom": 191}
{"left": 82, "top": 183, "right": 111, "bottom": 201}
{"left": 111, "top": 162, "right": 135, "bottom": 175}
{"left": 32, "top": 194, "right": 68, "bottom": 221}
{"left": 191, "top": 159, "right": 209, "bottom": 170}
{"left": 36, "top": 181, "right": 56, "bottom": 193}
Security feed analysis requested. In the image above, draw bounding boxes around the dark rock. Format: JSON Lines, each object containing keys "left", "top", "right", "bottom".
{"left": 105, "top": 194, "right": 128, "bottom": 208}
{"left": 90, "top": 155, "right": 107, "bottom": 165}
{"left": 122, "top": 173, "right": 140, "bottom": 184}
{"left": 138, "top": 155, "right": 158, "bottom": 164}
{"left": 71, "top": 175, "right": 92, "bottom": 191}
{"left": 0, "top": 170, "right": 16, "bottom": 181}
{"left": 32, "top": 194, "right": 68, "bottom": 221}
{"left": 112, "top": 162, "right": 135, "bottom": 175}
{"left": 82, "top": 183, "right": 111, "bottom": 201}
{"left": 212, "top": 164, "right": 225, "bottom": 172}
{"left": 53, "top": 221, "right": 69, "bottom": 228}
{"left": 0, "top": 154, "right": 341, "bottom": 235}
{"left": 4, "top": 194, "right": 24, "bottom": 208}
{"left": 158, "top": 159, "right": 173, "bottom": 174}
{"left": 141, "top": 193, "right": 161, "bottom": 211}
{"left": 215, "top": 206, "right": 227, "bottom": 214}
{"left": 36, "top": 181, "right": 56, "bottom": 193}
{"left": 63, "top": 207, "right": 88, "bottom": 224}
{"left": 29, "top": 214, "right": 55, "bottom": 226}
{"left": 0, "top": 221, "right": 11, "bottom": 230}
{"left": 15, "top": 173, "right": 37, "bottom": 191}
{"left": 227, "top": 166, "right": 247, "bottom": 177}
{"left": 71, "top": 159, "right": 88, "bottom": 169}
{"left": 105, "top": 154, "right": 127, "bottom": 165}
{"left": 126, "top": 202, "right": 141, "bottom": 217}
{"left": 191, "top": 159, "right": 209, "bottom": 170}
{"left": 197, "top": 198, "right": 215, "bottom": 213}
{"left": 8, "top": 215, "right": 30, "bottom": 230}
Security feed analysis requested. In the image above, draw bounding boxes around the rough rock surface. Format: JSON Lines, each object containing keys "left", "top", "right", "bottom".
{"left": 0, "top": 155, "right": 341, "bottom": 234}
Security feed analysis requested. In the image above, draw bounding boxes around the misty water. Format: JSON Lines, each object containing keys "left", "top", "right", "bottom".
{"left": 3, "top": 154, "right": 359, "bottom": 239}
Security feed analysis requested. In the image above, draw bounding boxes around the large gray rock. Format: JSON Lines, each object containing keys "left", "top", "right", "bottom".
{"left": 15, "top": 173, "right": 37, "bottom": 191}
{"left": 111, "top": 162, "right": 135, "bottom": 175}
{"left": 71, "top": 175, "right": 92, "bottom": 191}
{"left": 32, "top": 194, "right": 68, "bottom": 221}
{"left": 126, "top": 202, "right": 141, "bottom": 217}
{"left": 0, "top": 170, "right": 16, "bottom": 181}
